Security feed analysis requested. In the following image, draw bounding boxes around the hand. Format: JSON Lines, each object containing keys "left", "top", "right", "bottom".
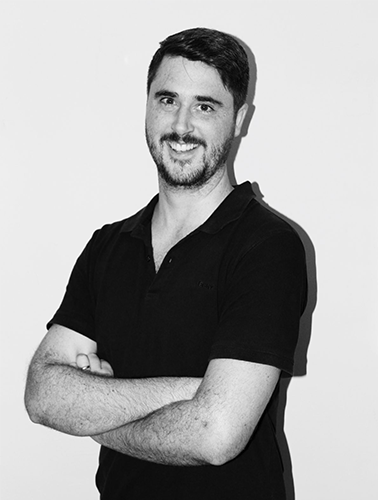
{"left": 76, "top": 353, "right": 114, "bottom": 377}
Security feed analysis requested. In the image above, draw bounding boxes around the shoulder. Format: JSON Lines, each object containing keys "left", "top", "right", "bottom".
{"left": 71, "top": 206, "right": 147, "bottom": 272}
{"left": 231, "top": 199, "right": 304, "bottom": 259}
{"left": 88, "top": 194, "right": 158, "bottom": 250}
{"left": 88, "top": 205, "right": 147, "bottom": 250}
{"left": 220, "top": 201, "right": 308, "bottom": 315}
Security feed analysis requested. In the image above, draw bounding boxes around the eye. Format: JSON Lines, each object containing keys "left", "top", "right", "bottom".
{"left": 197, "top": 103, "right": 214, "bottom": 113}
{"left": 160, "top": 97, "right": 176, "bottom": 106}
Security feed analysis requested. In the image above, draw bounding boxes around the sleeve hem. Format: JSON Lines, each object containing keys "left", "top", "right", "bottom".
{"left": 46, "top": 313, "right": 96, "bottom": 342}
{"left": 209, "top": 344, "right": 294, "bottom": 375}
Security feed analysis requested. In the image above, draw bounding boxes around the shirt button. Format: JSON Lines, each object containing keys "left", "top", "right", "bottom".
{"left": 168, "top": 257, "right": 173, "bottom": 264}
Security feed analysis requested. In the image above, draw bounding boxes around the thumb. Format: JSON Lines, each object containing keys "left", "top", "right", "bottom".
{"left": 76, "top": 353, "right": 90, "bottom": 370}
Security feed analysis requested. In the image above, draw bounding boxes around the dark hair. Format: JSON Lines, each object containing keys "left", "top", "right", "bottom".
{"left": 147, "top": 27, "right": 254, "bottom": 112}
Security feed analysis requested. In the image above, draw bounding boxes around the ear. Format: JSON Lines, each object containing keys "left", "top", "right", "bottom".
{"left": 234, "top": 103, "right": 249, "bottom": 138}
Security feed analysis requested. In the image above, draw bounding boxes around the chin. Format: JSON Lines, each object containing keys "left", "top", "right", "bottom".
{"left": 158, "top": 162, "right": 223, "bottom": 190}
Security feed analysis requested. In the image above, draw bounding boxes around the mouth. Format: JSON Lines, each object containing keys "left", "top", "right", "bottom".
{"left": 167, "top": 141, "right": 199, "bottom": 153}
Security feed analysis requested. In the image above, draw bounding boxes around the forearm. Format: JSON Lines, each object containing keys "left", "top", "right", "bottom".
{"left": 91, "top": 359, "right": 279, "bottom": 467}
{"left": 92, "top": 398, "right": 223, "bottom": 466}
{"left": 25, "top": 361, "right": 201, "bottom": 436}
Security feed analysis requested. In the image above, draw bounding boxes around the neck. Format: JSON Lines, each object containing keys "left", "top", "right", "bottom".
{"left": 153, "top": 170, "right": 233, "bottom": 232}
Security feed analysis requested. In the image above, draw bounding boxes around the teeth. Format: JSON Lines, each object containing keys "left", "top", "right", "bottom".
{"left": 168, "top": 142, "right": 198, "bottom": 153}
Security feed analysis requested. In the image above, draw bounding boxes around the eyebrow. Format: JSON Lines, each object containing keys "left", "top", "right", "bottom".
{"left": 154, "top": 90, "right": 177, "bottom": 99}
{"left": 195, "top": 95, "right": 224, "bottom": 107}
{"left": 154, "top": 90, "right": 224, "bottom": 107}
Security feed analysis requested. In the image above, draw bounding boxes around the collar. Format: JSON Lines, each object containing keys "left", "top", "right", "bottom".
{"left": 121, "top": 194, "right": 159, "bottom": 234}
{"left": 200, "top": 181, "right": 255, "bottom": 234}
{"left": 121, "top": 181, "right": 255, "bottom": 236}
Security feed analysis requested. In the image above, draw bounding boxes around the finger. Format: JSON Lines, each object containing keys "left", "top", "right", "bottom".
{"left": 87, "top": 352, "right": 102, "bottom": 373}
{"left": 76, "top": 353, "right": 90, "bottom": 370}
{"left": 100, "top": 360, "right": 114, "bottom": 377}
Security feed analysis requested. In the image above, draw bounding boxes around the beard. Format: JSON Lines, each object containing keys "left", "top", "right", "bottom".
{"left": 145, "top": 129, "right": 234, "bottom": 190}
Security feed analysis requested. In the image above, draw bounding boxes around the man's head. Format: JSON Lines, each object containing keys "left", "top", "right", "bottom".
{"left": 147, "top": 27, "right": 252, "bottom": 114}
{"left": 145, "top": 28, "right": 253, "bottom": 190}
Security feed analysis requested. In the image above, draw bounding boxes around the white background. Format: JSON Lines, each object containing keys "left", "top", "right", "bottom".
{"left": 1, "top": 1, "right": 377, "bottom": 499}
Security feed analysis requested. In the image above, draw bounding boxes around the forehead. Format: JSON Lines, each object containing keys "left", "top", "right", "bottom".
{"left": 150, "top": 56, "right": 233, "bottom": 105}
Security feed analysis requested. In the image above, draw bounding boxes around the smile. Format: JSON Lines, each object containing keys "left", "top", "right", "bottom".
{"left": 167, "top": 142, "right": 199, "bottom": 153}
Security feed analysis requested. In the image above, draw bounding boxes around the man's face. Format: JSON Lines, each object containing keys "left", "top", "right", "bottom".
{"left": 145, "top": 56, "right": 247, "bottom": 189}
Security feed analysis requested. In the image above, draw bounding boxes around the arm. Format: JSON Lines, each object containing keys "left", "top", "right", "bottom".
{"left": 24, "top": 324, "right": 201, "bottom": 436}
{"left": 92, "top": 358, "right": 280, "bottom": 466}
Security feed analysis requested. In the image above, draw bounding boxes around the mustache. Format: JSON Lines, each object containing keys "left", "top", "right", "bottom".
{"left": 160, "top": 132, "right": 207, "bottom": 149}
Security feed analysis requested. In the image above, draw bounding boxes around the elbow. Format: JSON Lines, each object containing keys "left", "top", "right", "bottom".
{"left": 24, "top": 372, "right": 53, "bottom": 427}
{"left": 24, "top": 364, "right": 90, "bottom": 436}
{"left": 24, "top": 380, "right": 91, "bottom": 437}
{"left": 204, "top": 443, "right": 243, "bottom": 467}
{"left": 25, "top": 406, "right": 43, "bottom": 425}
{"left": 24, "top": 384, "right": 44, "bottom": 424}
{"left": 24, "top": 363, "right": 47, "bottom": 424}
{"left": 199, "top": 419, "right": 250, "bottom": 467}
{"left": 25, "top": 402, "right": 39, "bottom": 425}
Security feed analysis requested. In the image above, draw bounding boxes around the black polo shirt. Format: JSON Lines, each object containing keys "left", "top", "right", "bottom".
{"left": 48, "top": 181, "right": 307, "bottom": 499}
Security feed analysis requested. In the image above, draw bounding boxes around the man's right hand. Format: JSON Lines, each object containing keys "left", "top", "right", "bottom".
{"left": 76, "top": 353, "right": 114, "bottom": 377}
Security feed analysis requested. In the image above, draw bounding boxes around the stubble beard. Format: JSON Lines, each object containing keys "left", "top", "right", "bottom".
{"left": 145, "top": 129, "right": 235, "bottom": 190}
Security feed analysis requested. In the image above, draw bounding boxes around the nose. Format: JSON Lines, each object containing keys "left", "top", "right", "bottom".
{"left": 171, "top": 106, "right": 194, "bottom": 136}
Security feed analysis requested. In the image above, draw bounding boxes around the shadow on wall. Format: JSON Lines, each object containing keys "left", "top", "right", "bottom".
{"left": 227, "top": 38, "right": 317, "bottom": 500}
{"left": 227, "top": 35, "right": 257, "bottom": 184}
{"left": 229, "top": 36, "right": 317, "bottom": 375}
{"left": 252, "top": 181, "right": 317, "bottom": 500}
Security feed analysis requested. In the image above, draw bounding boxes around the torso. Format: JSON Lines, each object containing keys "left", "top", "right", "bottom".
{"left": 151, "top": 225, "right": 191, "bottom": 272}
{"left": 151, "top": 177, "right": 235, "bottom": 272}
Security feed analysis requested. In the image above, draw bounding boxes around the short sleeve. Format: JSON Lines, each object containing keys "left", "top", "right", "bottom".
{"left": 210, "top": 230, "right": 307, "bottom": 374}
{"left": 46, "top": 233, "right": 98, "bottom": 340}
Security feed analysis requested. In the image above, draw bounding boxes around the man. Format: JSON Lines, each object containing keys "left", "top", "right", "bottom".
{"left": 25, "top": 28, "right": 307, "bottom": 499}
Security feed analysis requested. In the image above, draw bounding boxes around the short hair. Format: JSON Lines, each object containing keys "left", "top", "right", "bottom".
{"left": 147, "top": 27, "right": 254, "bottom": 112}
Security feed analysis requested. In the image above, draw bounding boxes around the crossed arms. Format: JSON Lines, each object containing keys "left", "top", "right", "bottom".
{"left": 24, "top": 324, "right": 280, "bottom": 466}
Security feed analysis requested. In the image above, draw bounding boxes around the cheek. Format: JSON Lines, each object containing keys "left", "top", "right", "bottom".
{"left": 205, "top": 128, "right": 227, "bottom": 148}
{"left": 146, "top": 111, "right": 170, "bottom": 139}
{"left": 214, "top": 120, "right": 236, "bottom": 143}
